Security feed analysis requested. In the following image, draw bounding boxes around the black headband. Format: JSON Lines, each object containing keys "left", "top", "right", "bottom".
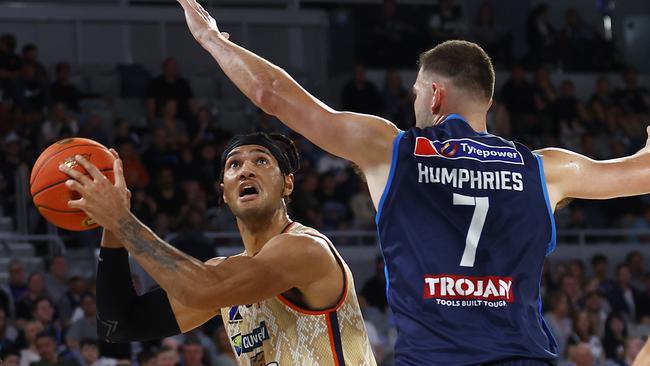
{"left": 220, "top": 133, "right": 298, "bottom": 180}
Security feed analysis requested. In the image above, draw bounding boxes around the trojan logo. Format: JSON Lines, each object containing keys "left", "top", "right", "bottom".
{"left": 62, "top": 153, "right": 92, "bottom": 169}
{"left": 414, "top": 137, "right": 524, "bottom": 165}
{"left": 423, "top": 274, "right": 514, "bottom": 303}
{"left": 82, "top": 217, "right": 96, "bottom": 227}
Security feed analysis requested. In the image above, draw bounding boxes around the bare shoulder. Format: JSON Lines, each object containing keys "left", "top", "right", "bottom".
{"left": 262, "top": 232, "right": 332, "bottom": 259}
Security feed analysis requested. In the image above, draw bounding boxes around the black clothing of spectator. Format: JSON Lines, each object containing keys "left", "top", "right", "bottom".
{"left": 147, "top": 58, "right": 194, "bottom": 119}
{"left": 341, "top": 65, "right": 384, "bottom": 115}
{"left": 50, "top": 62, "right": 81, "bottom": 111}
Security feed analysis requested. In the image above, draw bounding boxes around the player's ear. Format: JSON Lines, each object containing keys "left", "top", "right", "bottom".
{"left": 219, "top": 182, "right": 228, "bottom": 204}
{"left": 283, "top": 173, "right": 294, "bottom": 197}
{"left": 431, "top": 82, "right": 442, "bottom": 115}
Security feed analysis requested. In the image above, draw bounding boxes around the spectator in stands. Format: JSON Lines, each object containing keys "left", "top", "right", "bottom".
{"left": 288, "top": 170, "right": 321, "bottom": 228}
{"left": 136, "top": 350, "right": 157, "bottom": 366}
{"left": 116, "top": 140, "right": 149, "bottom": 189}
{"left": 148, "top": 167, "right": 185, "bottom": 225}
{"left": 180, "top": 337, "right": 207, "bottom": 366}
{"left": 191, "top": 106, "right": 230, "bottom": 147}
{"left": 381, "top": 69, "right": 413, "bottom": 130}
{"left": 0, "top": 307, "right": 17, "bottom": 354}
{"left": 604, "top": 264, "right": 640, "bottom": 322}
{"left": 0, "top": 34, "right": 21, "bottom": 81}
{"left": 130, "top": 189, "right": 157, "bottom": 228}
{"left": 525, "top": 3, "right": 556, "bottom": 68}
{"left": 21, "top": 44, "right": 47, "bottom": 87}
{"left": 341, "top": 64, "right": 383, "bottom": 115}
{"left": 568, "top": 342, "right": 595, "bottom": 366}
{"left": 560, "top": 274, "right": 583, "bottom": 309}
{"left": 603, "top": 313, "right": 628, "bottom": 363}
{"left": 471, "top": 2, "right": 512, "bottom": 67}
{"left": 568, "top": 310, "right": 605, "bottom": 363}
{"left": 146, "top": 57, "right": 195, "bottom": 121}
{"left": 543, "top": 292, "right": 573, "bottom": 357}
{"left": 142, "top": 127, "right": 179, "bottom": 174}
{"left": 50, "top": 62, "right": 80, "bottom": 112}
{"left": 32, "top": 331, "right": 80, "bottom": 366}
{"left": 590, "top": 77, "right": 615, "bottom": 127}
{"left": 590, "top": 254, "right": 609, "bottom": 288}
{"left": 41, "top": 103, "right": 78, "bottom": 146}
{"left": 582, "top": 290, "right": 607, "bottom": 338}
{"left": 17, "top": 320, "right": 43, "bottom": 366}
{"left": 614, "top": 67, "right": 650, "bottom": 116}
{"left": 79, "top": 114, "right": 109, "bottom": 147}
{"left": 56, "top": 276, "right": 85, "bottom": 328}
{"left": 1, "top": 349, "right": 20, "bottom": 366}
{"left": 428, "top": 0, "right": 467, "bottom": 44}
{"left": 14, "top": 63, "right": 47, "bottom": 113}
{"left": 349, "top": 181, "right": 375, "bottom": 230}
{"left": 156, "top": 345, "right": 179, "bottom": 366}
{"left": 170, "top": 206, "right": 214, "bottom": 262}
{"left": 31, "top": 298, "right": 61, "bottom": 345}
{"left": 361, "top": 255, "right": 388, "bottom": 313}
{"left": 558, "top": 8, "right": 598, "bottom": 72}
{"left": 43, "top": 256, "right": 68, "bottom": 304}
{"left": 78, "top": 339, "right": 116, "bottom": 366}
{"left": 500, "top": 63, "right": 537, "bottom": 137}
{"left": 15, "top": 272, "right": 48, "bottom": 322}
{"left": 65, "top": 294, "right": 97, "bottom": 352}
{"left": 625, "top": 251, "right": 645, "bottom": 292}
{"left": 154, "top": 99, "right": 190, "bottom": 150}
{"left": 212, "top": 326, "right": 236, "bottom": 366}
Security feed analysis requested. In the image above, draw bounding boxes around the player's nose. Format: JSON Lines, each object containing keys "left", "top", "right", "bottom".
{"left": 238, "top": 160, "right": 257, "bottom": 179}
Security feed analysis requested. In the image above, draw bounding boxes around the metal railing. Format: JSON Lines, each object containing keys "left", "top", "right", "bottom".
{"left": 200, "top": 229, "right": 650, "bottom": 247}
{"left": 0, "top": 233, "right": 66, "bottom": 257}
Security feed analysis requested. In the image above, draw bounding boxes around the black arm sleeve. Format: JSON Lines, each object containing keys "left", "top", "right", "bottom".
{"left": 96, "top": 247, "right": 181, "bottom": 342}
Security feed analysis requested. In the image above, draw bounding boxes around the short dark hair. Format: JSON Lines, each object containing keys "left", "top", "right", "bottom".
{"left": 22, "top": 43, "right": 37, "bottom": 55}
{"left": 80, "top": 338, "right": 99, "bottom": 349}
{"left": 418, "top": 40, "right": 495, "bottom": 102}
{"left": 591, "top": 253, "right": 607, "bottom": 266}
{"left": 35, "top": 330, "right": 56, "bottom": 342}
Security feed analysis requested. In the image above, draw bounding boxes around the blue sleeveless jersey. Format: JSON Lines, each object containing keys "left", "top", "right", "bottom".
{"left": 376, "top": 115, "right": 558, "bottom": 365}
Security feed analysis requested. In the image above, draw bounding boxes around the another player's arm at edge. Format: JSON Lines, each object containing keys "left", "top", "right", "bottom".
{"left": 537, "top": 126, "right": 650, "bottom": 211}
{"left": 176, "top": 0, "right": 398, "bottom": 190}
{"left": 97, "top": 225, "right": 335, "bottom": 341}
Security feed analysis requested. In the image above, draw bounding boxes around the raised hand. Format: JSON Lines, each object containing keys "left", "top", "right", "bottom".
{"left": 177, "top": 0, "right": 228, "bottom": 43}
{"left": 59, "top": 151, "right": 131, "bottom": 233}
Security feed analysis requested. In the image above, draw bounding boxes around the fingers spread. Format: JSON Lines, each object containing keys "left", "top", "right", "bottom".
{"left": 75, "top": 155, "right": 106, "bottom": 181}
{"left": 65, "top": 179, "right": 85, "bottom": 194}
{"left": 59, "top": 164, "right": 92, "bottom": 186}
{"left": 113, "top": 158, "right": 127, "bottom": 189}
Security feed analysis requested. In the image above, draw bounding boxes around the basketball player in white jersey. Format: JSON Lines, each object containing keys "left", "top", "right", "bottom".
{"left": 59, "top": 133, "right": 376, "bottom": 366}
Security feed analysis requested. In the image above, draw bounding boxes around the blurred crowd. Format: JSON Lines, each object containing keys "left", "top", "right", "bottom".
{"left": 335, "top": 0, "right": 619, "bottom": 71}
{"left": 0, "top": 250, "right": 647, "bottom": 366}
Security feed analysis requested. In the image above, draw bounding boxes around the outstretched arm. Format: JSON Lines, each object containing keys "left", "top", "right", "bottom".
{"left": 537, "top": 126, "right": 650, "bottom": 210}
{"left": 61, "top": 155, "right": 337, "bottom": 312}
{"left": 176, "top": 0, "right": 398, "bottom": 172}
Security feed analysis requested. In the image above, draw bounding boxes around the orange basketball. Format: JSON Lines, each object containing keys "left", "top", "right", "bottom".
{"left": 30, "top": 137, "right": 116, "bottom": 231}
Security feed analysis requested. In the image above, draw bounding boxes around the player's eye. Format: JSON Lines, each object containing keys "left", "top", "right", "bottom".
{"left": 257, "top": 157, "right": 268, "bottom": 165}
{"left": 229, "top": 160, "right": 240, "bottom": 169}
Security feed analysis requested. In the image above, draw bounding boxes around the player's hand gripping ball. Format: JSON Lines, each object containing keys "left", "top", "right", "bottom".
{"left": 30, "top": 138, "right": 115, "bottom": 231}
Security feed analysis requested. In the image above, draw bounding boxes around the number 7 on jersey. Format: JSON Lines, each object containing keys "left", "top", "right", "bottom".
{"left": 453, "top": 193, "right": 490, "bottom": 267}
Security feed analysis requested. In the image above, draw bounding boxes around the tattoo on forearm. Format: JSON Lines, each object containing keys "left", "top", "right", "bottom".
{"left": 115, "top": 216, "right": 187, "bottom": 272}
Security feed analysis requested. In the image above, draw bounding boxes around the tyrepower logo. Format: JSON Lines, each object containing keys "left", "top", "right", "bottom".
{"left": 414, "top": 137, "right": 524, "bottom": 165}
{"left": 423, "top": 275, "right": 514, "bottom": 303}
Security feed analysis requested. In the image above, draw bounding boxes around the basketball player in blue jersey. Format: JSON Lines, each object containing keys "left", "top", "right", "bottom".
{"left": 176, "top": 1, "right": 650, "bottom": 364}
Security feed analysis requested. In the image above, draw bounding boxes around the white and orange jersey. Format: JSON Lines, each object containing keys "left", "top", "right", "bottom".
{"left": 219, "top": 222, "right": 376, "bottom": 366}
